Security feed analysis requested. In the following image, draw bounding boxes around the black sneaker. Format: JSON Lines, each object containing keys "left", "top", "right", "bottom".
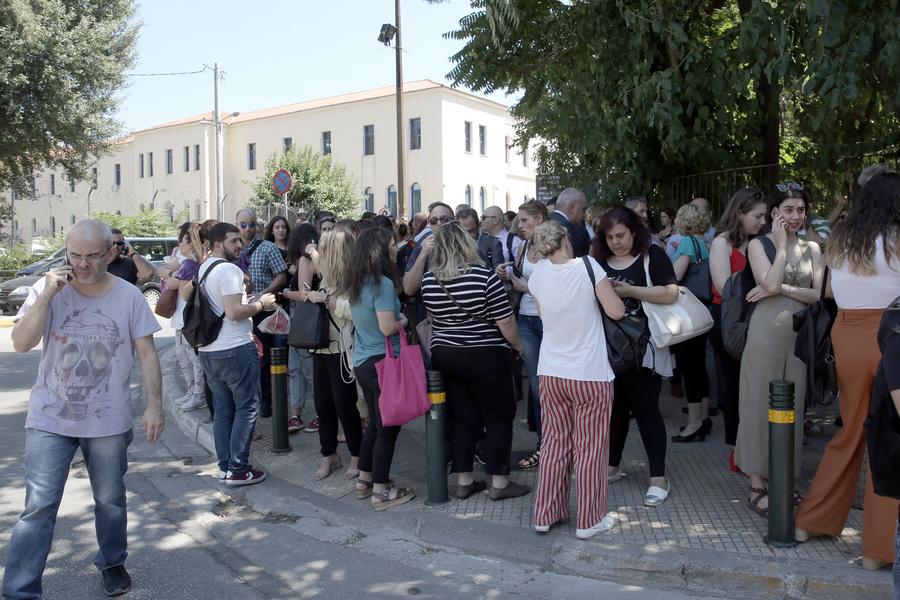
{"left": 259, "top": 403, "right": 272, "bottom": 418}
{"left": 101, "top": 565, "right": 132, "bottom": 597}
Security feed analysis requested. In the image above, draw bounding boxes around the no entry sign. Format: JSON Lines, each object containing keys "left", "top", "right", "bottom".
{"left": 273, "top": 169, "right": 292, "bottom": 194}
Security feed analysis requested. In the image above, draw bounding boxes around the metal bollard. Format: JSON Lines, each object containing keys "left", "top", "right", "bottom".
{"left": 763, "top": 379, "right": 798, "bottom": 548}
{"left": 425, "top": 370, "right": 449, "bottom": 505}
{"left": 269, "top": 347, "right": 292, "bottom": 453}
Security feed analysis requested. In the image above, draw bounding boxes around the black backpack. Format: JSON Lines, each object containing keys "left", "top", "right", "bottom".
{"left": 182, "top": 260, "right": 227, "bottom": 350}
{"left": 721, "top": 236, "right": 775, "bottom": 360}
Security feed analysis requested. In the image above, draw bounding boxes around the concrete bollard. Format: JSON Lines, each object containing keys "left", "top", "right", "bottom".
{"left": 269, "top": 347, "right": 292, "bottom": 454}
{"left": 425, "top": 370, "right": 449, "bottom": 506}
{"left": 763, "top": 379, "right": 798, "bottom": 548}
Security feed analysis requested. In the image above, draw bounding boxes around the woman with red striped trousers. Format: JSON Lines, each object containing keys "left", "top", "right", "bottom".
{"left": 528, "top": 220, "right": 625, "bottom": 539}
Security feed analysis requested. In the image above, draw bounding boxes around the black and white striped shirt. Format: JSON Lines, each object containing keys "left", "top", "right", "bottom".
{"left": 421, "top": 264, "right": 513, "bottom": 349}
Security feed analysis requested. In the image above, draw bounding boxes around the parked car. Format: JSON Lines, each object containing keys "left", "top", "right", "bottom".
{"left": 0, "top": 258, "right": 65, "bottom": 314}
{"left": 16, "top": 246, "right": 67, "bottom": 277}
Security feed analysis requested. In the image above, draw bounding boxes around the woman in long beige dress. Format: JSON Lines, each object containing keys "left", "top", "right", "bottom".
{"left": 734, "top": 183, "right": 823, "bottom": 518}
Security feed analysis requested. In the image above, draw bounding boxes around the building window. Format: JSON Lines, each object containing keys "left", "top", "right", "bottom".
{"left": 139, "top": 154, "right": 144, "bottom": 178}
{"left": 387, "top": 185, "right": 397, "bottom": 215}
{"left": 91, "top": 168, "right": 97, "bottom": 190}
{"left": 50, "top": 174, "right": 55, "bottom": 195}
{"left": 69, "top": 175, "right": 76, "bottom": 192}
{"left": 480, "top": 186, "right": 487, "bottom": 212}
{"left": 505, "top": 136, "right": 510, "bottom": 164}
{"left": 30, "top": 177, "right": 36, "bottom": 197}
{"left": 363, "top": 126, "right": 373, "bottom": 156}
{"left": 465, "top": 185, "right": 472, "bottom": 205}
{"left": 410, "top": 183, "right": 421, "bottom": 214}
{"left": 71, "top": 214, "right": 76, "bottom": 225}
{"left": 523, "top": 150, "right": 528, "bottom": 167}
{"left": 409, "top": 118, "right": 421, "bottom": 150}
{"left": 194, "top": 144, "right": 200, "bottom": 170}
{"left": 51, "top": 216, "right": 56, "bottom": 237}
{"left": 149, "top": 152, "right": 154, "bottom": 176}
{"left": 284, "top": 137, "right": 292, "bottom": 153}
{"left": 364, "top": 187, "right": 374, "bottom": 212}
{"left": 506, "top": 192, "right": 511, "bottom": 211}
{"left": 166, "top": 149, "right": 173, "bottom": 174}
{"left": 31, "top": 218, "right": 36, "bottom": 235}
{"left": 184, "top": 146, "right": 190, "bottom": 171}
{"left": 114, "top": 164, "right": 121, "bottom": 187}
{"left": 464, "top": 121, "right": 471, "bottom": 153}
{"left": 323, "top": 131, "right": 332, "bottom": 155}
{"left": 248, "top": 143, "right": 256, "bottom": 170}
{"left": 479, "top": 125, "right": 486, "bottom": 155}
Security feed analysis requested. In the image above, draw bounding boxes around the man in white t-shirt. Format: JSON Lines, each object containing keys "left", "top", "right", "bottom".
{"left": 197, "top": 223, "right": 276, "bottom": 487}
{"left": 4, "top": 220, "right": 164, "bottom": 598}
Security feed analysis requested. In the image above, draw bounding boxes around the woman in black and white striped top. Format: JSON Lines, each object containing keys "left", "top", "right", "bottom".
{"left": 422, "top": 222, "right": 530, "bottom": 502}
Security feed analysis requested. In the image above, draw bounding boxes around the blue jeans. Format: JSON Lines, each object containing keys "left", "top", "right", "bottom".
{"left": 518, "top": 314, "right": 544, "bottom": 448}
{"left": 199, "top": 342, "right": 260, "bottom": 474}
{"left": 2, "top": 428, "right": 133, "bottom": 600}
{"left": 288, "top": 346, "right": 314, "bottom": 412}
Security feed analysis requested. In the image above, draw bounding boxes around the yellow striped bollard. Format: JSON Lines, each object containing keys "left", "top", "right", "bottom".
{"left": 425, "top": 370, "right": 449, "bottom": 505}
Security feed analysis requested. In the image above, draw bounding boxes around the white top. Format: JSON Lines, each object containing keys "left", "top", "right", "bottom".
{"left": 831, "top": 237, "right": 900, "bottom": 309}
{"left": 197, "top": 259, "right": 254, "bottom": 352}
{"left": 518, "top": 251, "right": 541, "bottom": 316}
{"left": 529, "top": 256, "right": 614, "bottom": 382}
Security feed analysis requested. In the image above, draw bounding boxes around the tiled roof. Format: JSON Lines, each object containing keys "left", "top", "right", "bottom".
{"left": 131, "top": 80, "right": 507, "bottom": 133}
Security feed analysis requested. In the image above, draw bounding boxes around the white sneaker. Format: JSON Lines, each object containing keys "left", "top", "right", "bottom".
{"left": 173, "top": 394, "right": 192, "bottom": 406}
{"left": 179, "top": 396, "right": 207, "bottom": 411}
{"left": 575, "top": 514, "right": 615, "bottom": 540}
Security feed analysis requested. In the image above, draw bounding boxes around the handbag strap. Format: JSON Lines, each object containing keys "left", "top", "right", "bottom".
{"left": 688, "top": 236, "right": 707, "bottom": 263}
{"left": 433, "top": 275, "right": 494, "bottom": 324}
{"left": 642, "top": 253, "right": 653, "bottom": 286}
{"left": 384, "top": 321, "right": 409, "bottom": 356}
{"left": 581, "top": 256, "right": 605, "bottom": 316}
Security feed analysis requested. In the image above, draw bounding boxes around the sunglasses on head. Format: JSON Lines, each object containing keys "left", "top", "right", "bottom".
{"left": 239, "top": 221, "right": 257, "bottom": 229}
{"left": 775, "top": 182, "right": 803, "bottom": 193}
{"left": 429, "top": 215, "right": 453, "bottom": 225}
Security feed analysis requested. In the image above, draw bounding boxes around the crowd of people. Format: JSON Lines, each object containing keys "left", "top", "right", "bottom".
{"left": 5, "top": 166, "right": 900, "bottom": 597}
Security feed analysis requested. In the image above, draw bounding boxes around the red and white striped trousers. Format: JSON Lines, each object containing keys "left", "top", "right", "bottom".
{"left": 533, "top": 375, "right": 613, "bottom": 530}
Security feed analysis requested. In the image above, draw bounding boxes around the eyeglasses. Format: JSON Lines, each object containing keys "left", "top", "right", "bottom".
{"left": 775, "top": 182, "right": 803, "bottom": 192}
{"left": 238, "top": 221, "right": 257, "bottom": 229}
{"left": 480, "top": 215, "right": 498, "bottom": 221}
{"left": 67, "top": 250, "right": 107, "bottom": 265}
{"left": 113, "top": 241, "right": 125, "bottom": 246}
{"left": 429, "top": 215, "right": 453, "bottom": 225}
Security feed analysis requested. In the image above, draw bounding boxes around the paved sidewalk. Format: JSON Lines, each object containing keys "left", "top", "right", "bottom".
{"left": 160, "top": 344, "right": 894, "bottom": 599}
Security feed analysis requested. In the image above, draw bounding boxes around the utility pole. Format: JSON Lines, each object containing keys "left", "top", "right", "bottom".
{"left": 394, "top": 0, "right": 406, "bottom": 219}
{"left": 214, "top": 62, "right": 225, "bottom": 221}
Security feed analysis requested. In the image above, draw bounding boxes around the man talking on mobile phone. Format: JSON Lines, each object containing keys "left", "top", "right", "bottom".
{"left": 106, "top": 228, "right": 155, "bottom": 286}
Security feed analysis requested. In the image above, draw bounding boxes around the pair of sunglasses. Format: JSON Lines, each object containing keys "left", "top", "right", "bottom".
{"left": 775, "top": 182, "right": 803, "bottom": 192}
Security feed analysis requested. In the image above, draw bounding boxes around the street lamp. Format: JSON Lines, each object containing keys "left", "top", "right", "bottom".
{"left": 378, "top": 4, "right": 406, "bottom": 218}
{"left": 213, "top": 62, "right": 239, "bottom": 221}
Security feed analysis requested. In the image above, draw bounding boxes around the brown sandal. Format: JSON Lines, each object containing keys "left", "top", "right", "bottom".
{"left": 371, "top": 486, "right": 414, "bottom": 511}
{"left": 748, "top": 486, "right": 768, "bottom": 519}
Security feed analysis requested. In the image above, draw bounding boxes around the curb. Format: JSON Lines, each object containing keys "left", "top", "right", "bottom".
{"left": 0, "top": 316, "right": 16, "bottom": 328}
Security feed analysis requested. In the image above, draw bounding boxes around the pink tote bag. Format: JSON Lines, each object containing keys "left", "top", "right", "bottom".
{"left": 376, "top": 323, "right": 429, "bottom": 427}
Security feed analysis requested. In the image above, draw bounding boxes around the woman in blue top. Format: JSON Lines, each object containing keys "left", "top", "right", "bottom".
{"left": 671, "top": 202, "right": 713, "bottom": 442}
{"left": 346, "top": 228, "right": 414, "bottom": 511}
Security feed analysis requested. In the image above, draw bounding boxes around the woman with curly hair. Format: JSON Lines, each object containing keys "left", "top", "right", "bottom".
{"left": 347, "top": 228, "right": 414, "bottom": 510}
{"left": 592, "top": 206, "right": 678, "bottom": 508}
{"left": 422, "top": 223, "right": 528, "bottom": 501}
{"left": 794, "top": 172, "right": 900, "bottom": 570}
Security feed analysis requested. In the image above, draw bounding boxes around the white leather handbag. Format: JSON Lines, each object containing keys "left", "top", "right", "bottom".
{"left": 640, "top": 256, "right": 714, "bottom": 348}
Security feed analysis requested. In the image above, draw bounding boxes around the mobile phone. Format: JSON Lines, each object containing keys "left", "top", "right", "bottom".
{"left": 64, "top": 255, "right": 72, "bottom": 281}
{"left": 303, "top": 282, "right": 312, "bottom": 291}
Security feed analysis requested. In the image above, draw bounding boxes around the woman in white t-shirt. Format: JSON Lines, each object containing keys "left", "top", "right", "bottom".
{"left": 795, "top": 172, "right": 900, "bottom": 570}
{"left": 528, "top": 220, "right": 625, "bottom": 539}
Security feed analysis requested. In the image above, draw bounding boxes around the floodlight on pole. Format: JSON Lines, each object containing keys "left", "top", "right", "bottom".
{"left": 377, "top": 4, "right": 405, "bottom": 218}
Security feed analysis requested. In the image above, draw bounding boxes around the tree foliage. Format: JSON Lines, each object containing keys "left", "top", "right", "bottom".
{"left": 246, "top": 145, "right": 365, "bottom": 221}
{"left": 444, "top": 0, "right": 900, "bottom": 203}
{"left": 0, "top": 0, "right": 139, "bottom": 194}
{"left": 90, "top": 208, "right": 182, "bottom": 238}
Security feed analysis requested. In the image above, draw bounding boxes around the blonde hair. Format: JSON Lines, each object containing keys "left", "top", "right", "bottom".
{"left": 674, "top": 203, "right": 710, "bottom": 236}
{"left": 317, "top": 228, "right": 355, "bottom": 295}
{"left": 532, "top": 221, "right": 567, "bottom": 257}
{"left": 430, "top": 222, "right": 483, "bottom": 281}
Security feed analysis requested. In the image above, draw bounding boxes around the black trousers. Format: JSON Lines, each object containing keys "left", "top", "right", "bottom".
{"left": 609, "top": 367, "right": 667, "bottom": 478}
{"left": 671, "top": 333, "right": 710, "bottom": 404}
{"left": 709, "top": 304, "right": 740, "bottom": 445}
{"left": 431, "top": 345, "right": 516, "bottom": 476}
{"left": 313, "top": 353, "right": 362, "bottom": 457}
{"left": 355, "top": 356, "right": 402, "bottom": 484}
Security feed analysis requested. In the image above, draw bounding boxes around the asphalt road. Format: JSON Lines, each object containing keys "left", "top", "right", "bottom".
{"left": 0, "top": 317, "right": 724, "bottom": 600}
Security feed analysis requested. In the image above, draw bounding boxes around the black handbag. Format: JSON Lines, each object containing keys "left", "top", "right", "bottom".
{"left": 865, "top": 295, "right": 900, "bottom": 500}
{"left": 287, "top": 300, "right": 330, "bottom": 349}
{"left": 582, "top": 257, "right": 648, "bottom": 373}
{"left": 680, "top": 236, "right": 713, "bottom": 305}
{"left": 792, "top": 267, "right": 838, "bottom": 406}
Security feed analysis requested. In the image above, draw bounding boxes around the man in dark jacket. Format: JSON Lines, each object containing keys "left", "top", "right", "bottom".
{"left": 549, "top": 188, "right": 590, "bottom": 257}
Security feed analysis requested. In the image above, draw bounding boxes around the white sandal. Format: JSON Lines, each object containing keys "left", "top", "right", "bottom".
{"left": 644, "top": 480, "right": 670, "bottom": 507}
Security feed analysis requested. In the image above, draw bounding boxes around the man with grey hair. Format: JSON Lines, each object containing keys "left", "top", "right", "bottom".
{"left": 860, "top": 164, "right": 890, "bottom": 188}
{"left": 481, "top": 205, "right": 521, "bottom": 264}
{"left": 625, "top": 196, "right": 650, "bottom": 224}
{"left": 457, "top": 207, "right": 504, "bottom": 271}
{"left": 549, "top": 188, "right": 590, "bottom": 257}
{"left": 5, "top": 219, "right": 164, "bottom": 597}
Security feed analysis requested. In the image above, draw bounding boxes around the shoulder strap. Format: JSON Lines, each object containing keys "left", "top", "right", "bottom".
{"left": 689, "top": 236, "right": 705, "bottom": 263}
{"left": 758, "top": 235, "right": 777, "bottom": 263}
{"left": 195, "top": 259, "right": 226, "bottom": 285}
{"left": 433, "top": 275, "right": 494, "bottom": 324}
{"left": 244, "top": 238, "right": 262, "bottom": 258}
{"left": 506, "top": 232, "right": 516, "bottom": 263}
{"left": 643, "top": 253, "right": 652, "bottom": 286}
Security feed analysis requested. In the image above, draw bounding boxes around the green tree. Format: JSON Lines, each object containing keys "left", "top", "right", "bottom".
{"left": 91, "top": 209, "right": 183, "bottom": 238}
{"left": 0, "top": 0, "right": 139, "bottom": 194}
{"left": 442, "top": 0, "right": 900, "bottom": 203}
{"left": 246, "top": 145, "right": 365, "bottom": 221}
